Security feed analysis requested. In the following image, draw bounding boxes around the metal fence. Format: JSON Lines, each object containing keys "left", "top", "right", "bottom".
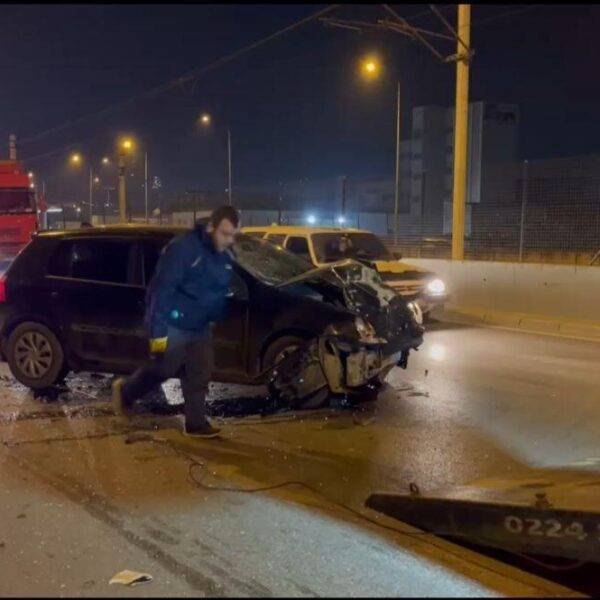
{"left": 157, "top": 155, "right": 600, "bottom": 266}
{"left": 384, "top": 156, "right": 600, "bottom": 266}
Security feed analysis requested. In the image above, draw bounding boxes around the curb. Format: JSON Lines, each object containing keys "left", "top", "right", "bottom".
{"left": 434, "top": 307, "right": 600, "bottom": 343}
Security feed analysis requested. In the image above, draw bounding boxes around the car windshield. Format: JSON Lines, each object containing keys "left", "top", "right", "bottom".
{"left": 312, "top": 232, "right": 393, "bottom": 262}
{"left": 233, "top": 234, "right": 312, "bottom": 285}
{"left": 0, "top": 189, "right": 36, "bottom": 214}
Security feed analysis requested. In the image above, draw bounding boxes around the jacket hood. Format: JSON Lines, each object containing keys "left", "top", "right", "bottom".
{"left": 194, "top": 223, "right": 216, "bottom": 252}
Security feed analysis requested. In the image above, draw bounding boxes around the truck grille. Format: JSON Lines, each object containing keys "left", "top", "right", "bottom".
{"left": 379, "top": 271, "right": 428, "bottom": 297}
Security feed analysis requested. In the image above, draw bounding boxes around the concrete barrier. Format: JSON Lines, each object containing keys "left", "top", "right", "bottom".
{"left": 406, "top": 258, "right": 600, "bottom": 341}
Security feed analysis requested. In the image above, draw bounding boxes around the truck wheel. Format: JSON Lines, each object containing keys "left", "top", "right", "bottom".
{"left": 6, "top": 321, "right": 66, "bottom": 390}
{"left": 263, "top": 336, "right": 330, "bottom": 410}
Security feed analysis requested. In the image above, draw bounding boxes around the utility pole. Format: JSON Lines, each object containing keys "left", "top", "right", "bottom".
{"left": 118, "top": 151, "right": 126, "bottom": 222}
{"left": 518, "top": 159, "right": 529, "bottom": 262}
{"left": 9, "top": 134, "right": 17, "bottom": 160}
{"left": 41, "top": 180, "right": 47, "bottom": 230}
{"left": 451, "top": 4, "right": 471, "bottom": 260}
{"left": 394, "top": 80, "right": 401, "bottom": 246}
{"left": 341, "top": 175, "right": 347, "bottom": 223}
{"left": 144, "top": 151, "right": 149, "bottom": 223}
{"left": 227, "top": 128, "right": 232, "bottom": 205}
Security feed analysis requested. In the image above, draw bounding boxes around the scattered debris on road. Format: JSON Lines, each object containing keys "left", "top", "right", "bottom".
{"left": 109, "top": 570, "right": 153, "bottom": 587}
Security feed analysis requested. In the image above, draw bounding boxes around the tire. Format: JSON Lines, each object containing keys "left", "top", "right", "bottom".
{"left": 263, "top": 335, "right": 305, "bottom": 370}
{"left": 263, "top": 335, "right": 330, "bottom": 410}
{"left": 6, "top": 321, "right": 66, "bottom": 390}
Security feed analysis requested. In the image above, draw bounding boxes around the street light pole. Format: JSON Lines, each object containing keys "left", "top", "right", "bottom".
{"left": 88, "top": 166, "right": 93, "bottom": 223}
{"left": 451, "top": 4, "right": 471, "bottom": 261}
{"left": 118, "top": 152, "right": 126, "bottom": 222}
{"left": 394, "top": 80, "right": 401, "bottom": 246}
{"left": 144, "top": 151, "right": 149, "bottom": 223}
{"left": 227, "top": 128, "right": 232, "bottom": 205}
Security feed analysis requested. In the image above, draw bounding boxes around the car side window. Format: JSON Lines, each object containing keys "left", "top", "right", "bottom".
{"left": 265, "top": 234, "right": 286, "bottom": 245}
{"left": 285, "top": 236, "right": 311, "bottom": 261}
{"left": 142, "top": 239, "right": 169, "bottom": 287}
{"left": 47, "top": 238, "right": 134, "bottom": 285}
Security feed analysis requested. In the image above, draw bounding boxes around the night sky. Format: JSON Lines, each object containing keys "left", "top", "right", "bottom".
{"left": 1, "top": 4, "right": 599, "bottom": 208}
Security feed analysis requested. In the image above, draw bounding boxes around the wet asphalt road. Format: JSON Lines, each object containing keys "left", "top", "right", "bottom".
{"left": 0, "top": 321, "right": 597, "bottom": 596}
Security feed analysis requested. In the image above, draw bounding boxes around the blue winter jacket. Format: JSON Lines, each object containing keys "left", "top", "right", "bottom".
{"left": 145, "top": 224, "right": 233, "bottom": 338}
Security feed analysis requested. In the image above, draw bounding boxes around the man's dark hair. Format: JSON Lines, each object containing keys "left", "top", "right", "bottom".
{"left": 210, "top": 205, "right": 239, "bottom": 228}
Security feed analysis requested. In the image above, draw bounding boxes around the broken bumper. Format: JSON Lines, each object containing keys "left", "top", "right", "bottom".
{"left": 342, "top": 344, "right": 408, "bottom": 388}
{"left": 267, "top": 330, "right": 423, "bottom": 403}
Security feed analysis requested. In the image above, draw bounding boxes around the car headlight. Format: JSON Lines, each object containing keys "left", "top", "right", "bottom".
{"left": 426, "top": 278, "right": 446, "bottom": 295}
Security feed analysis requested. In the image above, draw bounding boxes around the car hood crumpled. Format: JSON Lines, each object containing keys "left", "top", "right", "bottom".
{"left": 277, "top": 259, "right": 424, "bottom": 343}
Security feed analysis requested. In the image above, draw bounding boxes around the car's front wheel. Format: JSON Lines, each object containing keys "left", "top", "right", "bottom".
{"left": 6, "top": 321, "right": 66, "bottom": 390}
{"left": 263, "top": 335, "right": 330, "bottom": 410}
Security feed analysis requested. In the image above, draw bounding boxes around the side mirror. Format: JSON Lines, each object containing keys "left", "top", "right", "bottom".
{"left": 393, "top": 251, "right": 403, "bottom": 260}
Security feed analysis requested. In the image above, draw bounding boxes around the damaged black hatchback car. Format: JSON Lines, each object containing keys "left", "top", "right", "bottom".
{"left": 0, "top": 226, "right": 424, "bottom": 408}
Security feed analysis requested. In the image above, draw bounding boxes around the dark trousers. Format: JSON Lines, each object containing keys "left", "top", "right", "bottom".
{"left": 121, "top": 326, "right": 213, "bottom": 430}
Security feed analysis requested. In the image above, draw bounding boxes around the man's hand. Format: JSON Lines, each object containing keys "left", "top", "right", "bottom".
{"left": 149, "top": 337, "right": 168, "bottom": 354}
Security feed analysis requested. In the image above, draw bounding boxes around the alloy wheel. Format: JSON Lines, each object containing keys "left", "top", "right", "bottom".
{"left": 14, "top": 331, "right": 54, "bottom": 379}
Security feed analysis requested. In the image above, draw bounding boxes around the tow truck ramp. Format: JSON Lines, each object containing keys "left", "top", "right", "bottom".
{"left": 366, "top": 468, "right": 600, "bottom": 563}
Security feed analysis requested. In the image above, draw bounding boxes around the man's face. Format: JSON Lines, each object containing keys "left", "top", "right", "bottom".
{"left": 208, "top": 218, "right": 238, "bottom": 252}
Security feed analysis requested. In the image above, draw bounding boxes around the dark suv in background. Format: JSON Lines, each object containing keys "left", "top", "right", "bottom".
{"left": 0, "top": 226, "right": 423, "bottom": 408}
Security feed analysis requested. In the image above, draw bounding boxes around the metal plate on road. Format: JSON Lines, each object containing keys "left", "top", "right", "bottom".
{"left": 367, "top": 470, "right": 600, "bottom": 563}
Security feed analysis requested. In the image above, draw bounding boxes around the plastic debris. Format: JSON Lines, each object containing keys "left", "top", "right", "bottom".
{"left": 109, "top": 570, "right": 153, "bottom": 587}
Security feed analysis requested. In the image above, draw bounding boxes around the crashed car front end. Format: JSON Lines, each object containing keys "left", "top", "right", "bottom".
{"left": 267, "top": 260, "right": 424, "bottom": 403}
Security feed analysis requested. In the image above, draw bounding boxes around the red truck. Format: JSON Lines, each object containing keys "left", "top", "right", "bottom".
{"left": 0, "top": 160, "right": 39, "bottom": 268}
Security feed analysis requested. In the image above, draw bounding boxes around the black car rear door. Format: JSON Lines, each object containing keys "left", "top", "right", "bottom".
{"left": 46, "top": 236, "right": 147, "bottom": 373}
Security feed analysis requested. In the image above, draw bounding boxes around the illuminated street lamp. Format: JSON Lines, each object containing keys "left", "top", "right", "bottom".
{"left": 68, "top": 153, "right": 109, "bottom": 221}
{"left": 360, "top": 56, "right": 381, "bottom": 80}
{"left": 199, "top": 113, "right": 232, "bottom": 206}
{"left": 116, "top": 136, "right": 149, "bottom": 223}
{"left": 117, "top": 138, "right": 135, "bottom": 222}
{"left": 68, "top": 153, "right": 92, "bottom": 220}
{"left": 360, "top": 55, "right": 401, "bottom": 245}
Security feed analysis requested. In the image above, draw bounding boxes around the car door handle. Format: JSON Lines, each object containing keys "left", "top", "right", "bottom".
{"left": 50, "top": 291, "right": 60, "bottom": 300}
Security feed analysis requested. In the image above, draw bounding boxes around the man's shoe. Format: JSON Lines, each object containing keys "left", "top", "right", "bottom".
{"left": 183, "top": 421, "right": 221, "bottom": 439}
{"left": 112, "top": 378, "right": 132, "bottom": 416}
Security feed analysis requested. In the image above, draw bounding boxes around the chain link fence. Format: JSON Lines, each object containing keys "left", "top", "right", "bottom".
{"left": 160, "top": 155, "right": 600, "bottom": 266}
{"left": 384, "top": 155, "right": 600, "bottom": 265}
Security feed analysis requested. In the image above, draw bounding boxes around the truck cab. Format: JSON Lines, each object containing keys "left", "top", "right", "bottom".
{"left": 0, "top": 161, "right": 38, "bottom": 261}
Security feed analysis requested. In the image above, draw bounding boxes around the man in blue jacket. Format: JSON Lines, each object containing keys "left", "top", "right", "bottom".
{"left": 112, "top": 205, "right": 240, "bottom": 438}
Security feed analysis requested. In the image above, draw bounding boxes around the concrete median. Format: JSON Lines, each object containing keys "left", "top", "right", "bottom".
{"left": 407, "top": 258, "right": 600, "bottom": 341}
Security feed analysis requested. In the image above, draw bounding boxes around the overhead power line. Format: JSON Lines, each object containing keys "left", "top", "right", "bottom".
{"left": 19, "top": 4, "right": 339, "bottom": 147}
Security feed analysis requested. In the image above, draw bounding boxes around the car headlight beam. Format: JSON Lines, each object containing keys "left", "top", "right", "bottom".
{"left": 426, "top": 278, "right": 446, "bottom": 295}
